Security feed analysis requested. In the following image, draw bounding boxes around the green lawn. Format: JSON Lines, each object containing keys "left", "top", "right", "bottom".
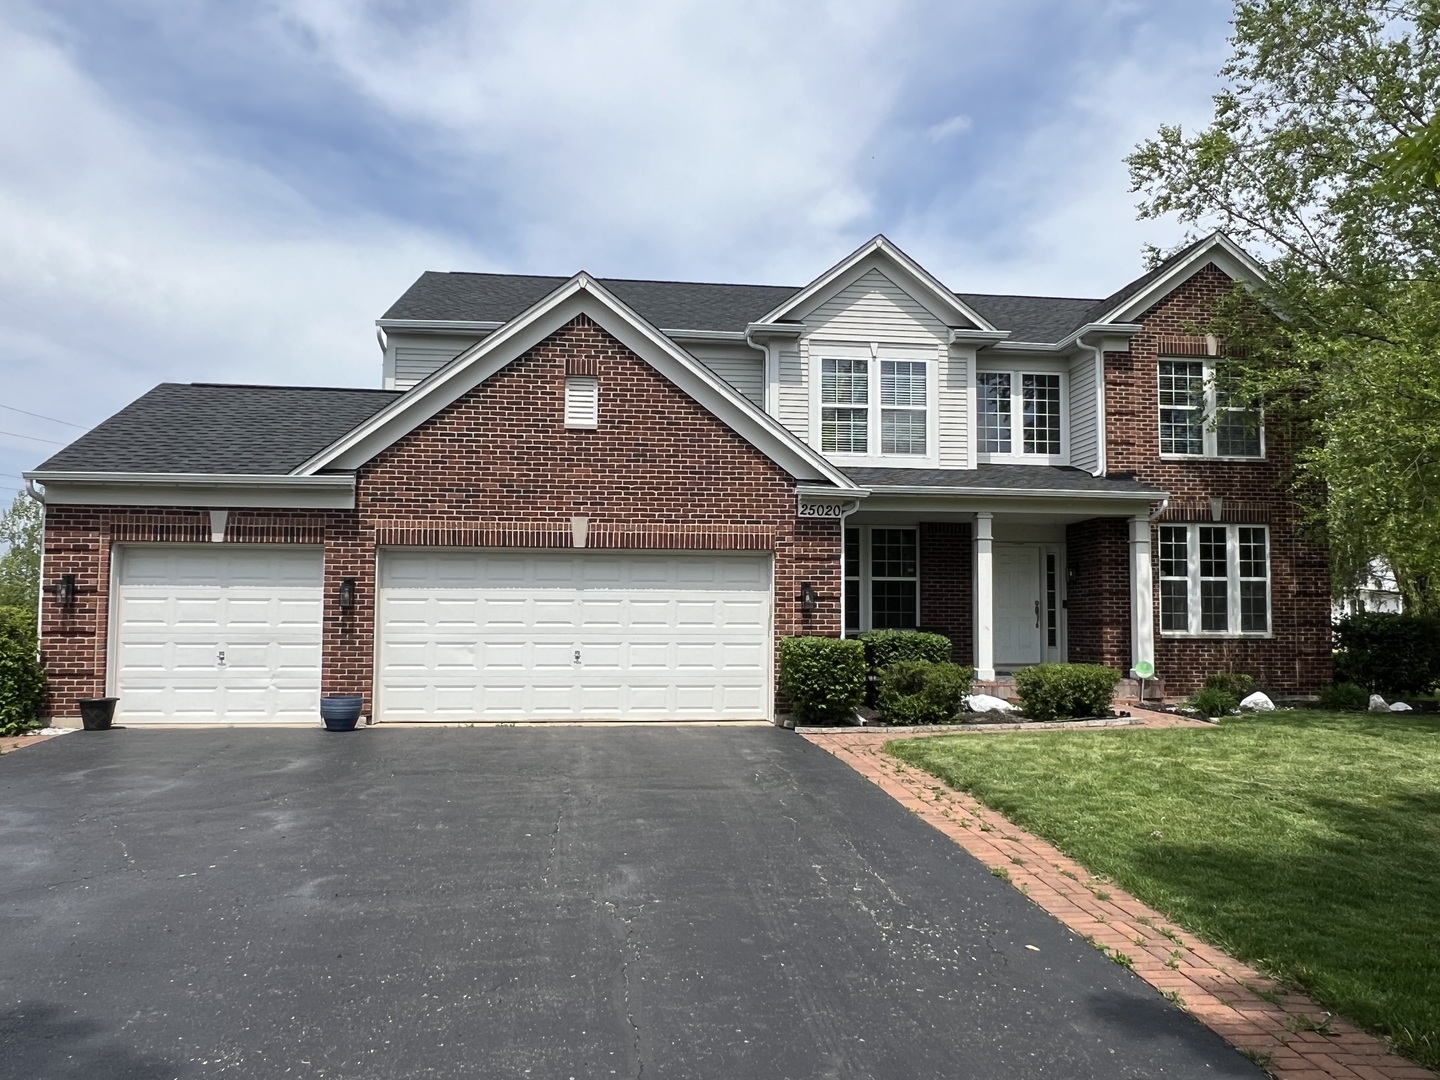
{"left": 888, "top": 711, "right": 1440, "bottom": 1069}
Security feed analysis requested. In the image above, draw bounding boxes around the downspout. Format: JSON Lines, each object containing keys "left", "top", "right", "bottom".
{"left": 744, "top": 328, "right": 775, "bottom": 416}
{"left": 1074, "top": 330, "right": 1107, "bottom": 477}
{"left": 25, "top": 479, "right": 45, "bottom": 658}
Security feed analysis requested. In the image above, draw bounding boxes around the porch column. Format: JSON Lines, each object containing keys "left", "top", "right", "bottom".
{"left": 1129, "top": 515, "right": 1155, "bottom": 678}
{"left": 974, "top": 512, "right": 995, "bottom": 680}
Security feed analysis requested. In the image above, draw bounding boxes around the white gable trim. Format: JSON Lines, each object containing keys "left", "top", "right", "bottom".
{"left": 296, "top": 274, "right": 859, "bottom": 489}
{"left": 757, "top": 235, "right": 998, "bottom": 332}
{"left": 1094, "top": 234, "right": 1269, "bottom": 327}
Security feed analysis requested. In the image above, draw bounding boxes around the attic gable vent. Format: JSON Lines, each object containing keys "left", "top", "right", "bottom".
{"left": 564, "top": 376, "right": 599, "bottom": 429}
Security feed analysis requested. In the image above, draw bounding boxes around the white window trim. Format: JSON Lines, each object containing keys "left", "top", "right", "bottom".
{"left": 1158, "top": 523, "right": 1272, "bottom": 638}
{"left": 973, "top": 366, "right": 1070, "bottom": 465}
{"left": 812, "top": 344, "right": 939, "bottom": 467}
{"left": 844, "top": 525, "right": 921, "bottom": 631}
{"left": 1157, "top": 358, "right": 1266, "bottom": 461}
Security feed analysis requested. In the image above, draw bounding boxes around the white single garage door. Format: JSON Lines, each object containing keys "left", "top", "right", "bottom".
{"left": 377, "top": 550, "right": 772, "bottom": 721}
{"left": 113, "top": 546, "right": 324, "bottom": 722}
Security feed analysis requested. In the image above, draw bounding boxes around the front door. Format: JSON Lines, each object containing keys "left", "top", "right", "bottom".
{"left": 994, "top": 544, "right": 1044, "bottom": 667}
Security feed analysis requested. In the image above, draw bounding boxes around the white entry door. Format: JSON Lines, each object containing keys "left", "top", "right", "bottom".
{"left": 113, "top": 546, "right": 324, "bottom": 722}
{"left": 993, "top": 544, "right": 1044, "bottom": 667}
{"left": 377, "top": 550, "right": 773, "bottom": 721}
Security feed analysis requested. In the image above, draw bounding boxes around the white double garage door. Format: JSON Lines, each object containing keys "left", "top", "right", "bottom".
{"left": 114, "top": 546, "right": 773, "bottom": 722}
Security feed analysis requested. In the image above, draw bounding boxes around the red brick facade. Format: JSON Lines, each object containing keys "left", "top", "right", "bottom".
{"left": 39, "top": 316, "right": 842, "bottom": 719}
{"left": 918, "top": 522, "right": 973, "bottom": 663}
{"left": 1103, "top": 264, "right": 1331, "bottom": 694}
{"left": 1064, "top": 518, "right": 1131, "bottom": 670}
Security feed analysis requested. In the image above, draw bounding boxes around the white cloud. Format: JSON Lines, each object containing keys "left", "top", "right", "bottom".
{"left": 926, "top": 114, "right": 974, "bottom": 142}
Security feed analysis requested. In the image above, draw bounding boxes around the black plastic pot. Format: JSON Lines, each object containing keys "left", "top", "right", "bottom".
{"left": 320, "top": 695, "right": 364, "bottom": 732}
{"left": 79, "top": 697, "right": 118, "bottom": 731}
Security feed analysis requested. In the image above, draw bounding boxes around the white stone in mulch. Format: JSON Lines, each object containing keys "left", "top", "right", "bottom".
{"left": 1239, "top": 691, "right": 1275, "bottom": 711}
{"left": 1368, "top": 694, "right": 1390, "bottom": 712}
{"left": 965, "top": 694, "right": 1018, "bottom": 714}
{"left": 1389, "top": 700, "right": 1414, "bottom": 712}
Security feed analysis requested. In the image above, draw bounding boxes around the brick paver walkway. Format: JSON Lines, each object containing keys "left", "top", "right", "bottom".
{"left": 803, "top": 723, "right": 1436, "bottom": 1080}
{"left": 0, "top": 729, "right": 65, "bottom": 755}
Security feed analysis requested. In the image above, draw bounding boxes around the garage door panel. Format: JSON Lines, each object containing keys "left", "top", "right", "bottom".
{"left": 378, "top": 551, "right": 771, "bottom": 721}
{"left": 115, "top": 547, "right": 322, "bottom": 723}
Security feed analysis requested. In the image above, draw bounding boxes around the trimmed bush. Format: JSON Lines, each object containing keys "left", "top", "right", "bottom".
{"left": 877, "top": 660, "right": 974, "bottom": 726}
{"left": 0, "top": 604, "right": 44, "bottom": 737}
{"left": 1334, "top": 613, "right": 1440, "bottom": 696}
{"left": 779, "top": 636, "right": 866, "bottom": 725}
{"left": 857, "top": 629, "right": 952, "bottom": 675}
{"left": 1191, "top": 687, "right": 1239, "bottom": 717}
{"left": 1318, "top": 681, "right": 1369, "bottom": 711}
{"left": 1204, "top": 672, "right": 1256, "bottom": 699}
{"left": 1013, "top": 663, "right": 1121, "bottom": 723}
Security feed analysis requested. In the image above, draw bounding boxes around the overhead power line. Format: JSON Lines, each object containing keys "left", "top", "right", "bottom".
{"left": 0, "top": 402, "right": 88, "bottom": 429}
{"left": 0, "top": 428, "right": 64, "bottom": 445}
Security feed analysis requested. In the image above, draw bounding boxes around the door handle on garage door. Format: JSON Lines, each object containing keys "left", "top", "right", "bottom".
{"left": 217, "top": 649, "right": 226, "bottom": 668}
{"left": 1034, "top": 600, "right": 1040, "bottom": 629}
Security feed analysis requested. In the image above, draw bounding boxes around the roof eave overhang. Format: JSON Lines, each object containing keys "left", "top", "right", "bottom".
{"left": 377, "top": 319, "right": 504, "bottom": 332}
{"left": 989, "top": 323, "right": 1145, "bottom": 353}
{"left": 24, "top": 471, "right": 356, "bottom": 509}
{"left": 861, "top": 484, "right": 1168, "bottom": 501}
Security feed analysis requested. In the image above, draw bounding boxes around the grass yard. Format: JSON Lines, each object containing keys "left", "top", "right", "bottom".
{"left": 889, "top": 711, "right": 1440, "bottom": 1069}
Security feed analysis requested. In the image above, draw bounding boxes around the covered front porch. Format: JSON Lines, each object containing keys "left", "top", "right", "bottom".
{"left": 833, "top": 466, "right": 1169, "bottom": 684}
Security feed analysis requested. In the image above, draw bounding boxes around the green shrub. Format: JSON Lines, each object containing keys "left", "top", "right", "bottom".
{"left": 857, "top": 629, "right": 952, "bottom": 675}
{"left": 1190, "top": 687, "right": 1239, "bottom": 717}
{"left": 1204, "top": 672, "right": 1256, "bottom": 699}
{"left": 877, "top": 660, "right": 974, "bottom": 726}
{"left": 1333, "top": 612, "right": 1440, "bottom": 696}
{"left": 1318, "top": 681, "right": 1369, "bottom": 711}
{"left": 779, "top": 636, "right": 866, "bottom": 725}
{"left": 1013, "top": 663, "right": 1122, "bottom": 722}
{"left": 0, "top": 605, "right": 44, "bottom": 737}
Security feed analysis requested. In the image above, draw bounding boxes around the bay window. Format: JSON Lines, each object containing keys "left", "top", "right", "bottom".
{"left": 1158, "top": 524, "right": 1270, "bottom": 635}
{"left": 976, "top": 369, "right": 1064, "bottom": 460}
{"left": 819, "top": 354, "right": 929, "bottom": 458}
{"left": 1158, "top": 359, "right": 1263, "bottom": 458}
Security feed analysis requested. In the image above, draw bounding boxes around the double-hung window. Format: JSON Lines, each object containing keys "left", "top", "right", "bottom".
{"left": 1158, "top": 359, "right": 1263, "bottom": 458}
{"left": 843, "top": 526, "right": 918, "bottom": 630}
{"left": 1158, "top": 524, "right": 1270, "bottom": 635}
{"left": 976, "top": 370, "right": 1064, "bottom": 460}
{"left": 820, "top": 355, "right": 929, "bottom": 458}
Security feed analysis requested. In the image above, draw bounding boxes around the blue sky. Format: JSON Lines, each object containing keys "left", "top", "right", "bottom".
{"left": 0, "top": 0, "right": 1233, "bottom": 498}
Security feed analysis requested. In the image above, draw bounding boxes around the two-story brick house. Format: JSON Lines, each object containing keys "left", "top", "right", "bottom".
{"left": 26, "top": 233, "right": 1332, "bottom": 724}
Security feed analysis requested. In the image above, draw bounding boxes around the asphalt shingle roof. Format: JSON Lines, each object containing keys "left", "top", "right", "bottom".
{"left": 952, "top": 293, "right": 1102, "bottom": 344}
{"left": 384, "top": 272, "right": 801, "bottom": 334}
{"left": 34, "top": 383, "right": 400, "bottom": 475}
{"left": 844, "top": 464, "right": 1166, "bottom": 497}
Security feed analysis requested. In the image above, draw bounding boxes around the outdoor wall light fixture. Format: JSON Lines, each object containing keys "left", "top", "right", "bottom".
{"left": 1066, "top": 564, "right": 1079, "bottom": 587}
{"left": 56, "top": 573, "right": 76, "bottom": 610}
{"left": 339, "top": 578, "right": 357, "bottom": 611}
{"left": 800, "top": 582, "right": 818, "bottom": 612}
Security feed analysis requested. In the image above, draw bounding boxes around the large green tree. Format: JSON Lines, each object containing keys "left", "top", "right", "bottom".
{"left": 0, "top": 493, "right": 43, "bottom": 619}
{"left": 1128, "top": 0, "right": 1440, "bottom": 613}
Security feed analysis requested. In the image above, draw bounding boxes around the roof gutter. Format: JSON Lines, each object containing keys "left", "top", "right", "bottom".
{"left": 859, "top": 483, "right": 1168, "bottom": 501}
{"left": 24, "top": 478, "right": 44, "bottom": 504}
{"left": 23, "top": 471, "right": 357, "bottom": 510}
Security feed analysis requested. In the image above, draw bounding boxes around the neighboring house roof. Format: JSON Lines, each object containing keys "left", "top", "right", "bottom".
{"left": 845, "top": 465, "right": 1167, "bottom": 499}
{"left": 385, "top": 272, "right": 799, "bottom": 334}
{"left": 33, "top": 383, "right": 400, "bottom": 475}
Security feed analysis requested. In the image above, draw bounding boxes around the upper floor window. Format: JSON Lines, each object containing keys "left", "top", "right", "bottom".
{"left": 977, "top": 369, "right": 1064, "bottom": 460}
{"left": 1158, "top": 359, "right": 1263, "bottom": 458}
{"left": 820, "top": 355, "right": 929, "bottom": 457}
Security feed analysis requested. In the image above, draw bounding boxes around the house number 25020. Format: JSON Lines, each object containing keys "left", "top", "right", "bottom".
{"left": 797, "top": 502, "right": 845, "bottom": 519}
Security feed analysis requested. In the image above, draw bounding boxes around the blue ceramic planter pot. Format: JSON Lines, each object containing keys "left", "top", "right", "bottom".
{"left": 320, "top": 695, "right": 364, "bottom": 731}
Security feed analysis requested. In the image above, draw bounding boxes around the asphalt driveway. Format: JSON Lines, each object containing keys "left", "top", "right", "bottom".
{"left": 0, "top": 727, "right": 1261, "bottom": 1079}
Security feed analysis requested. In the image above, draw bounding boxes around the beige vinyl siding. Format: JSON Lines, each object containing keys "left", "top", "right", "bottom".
{"left": 685, "top": 343, "right": 764, "bottom": 407}
{"left": 777, "top": 345, "right": 807, "bottom": 441}
{"left": 939, "top": 347, "right": 969, "bottom": 467}
{"left": 1068, "top": 352, "right": 1099, "bottom": 473}
{"left": 390, "top": 333, "right": 483, "bottom": 389}
{"left": 804, "top": 268, "right": 950, "bottom": 345}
